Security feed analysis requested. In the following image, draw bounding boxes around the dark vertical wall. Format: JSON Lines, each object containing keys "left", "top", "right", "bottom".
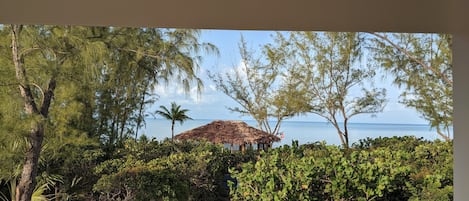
{"left": 453, "top": 32, "right": 469, "bottom": 201}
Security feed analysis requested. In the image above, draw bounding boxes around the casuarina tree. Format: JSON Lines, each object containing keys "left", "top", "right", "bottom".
{"left": 273, "top": 32, "right": 387, "bottom": 148}
{"left": 210, "top": 36, "right": 311, "bottom": 135}
{"left": 369, "top": 33, "right": 452, "bottom": 141}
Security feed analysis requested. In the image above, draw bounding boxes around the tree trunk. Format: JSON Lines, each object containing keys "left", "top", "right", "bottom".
{"left": 10, "top": 24, "right": 56, "bottom": 201}
{"left": 10, "top": 24, "right": 40, "bottom": 201}
{"left": 171, "top": 121, "right": 175, "bottom": 141}
{"left": 135, "top": 96, "right": 145, "bottom": 141}
{"left": 16, "top": 122, "right": 44, "bottom": 201}
{"left": 330, "top": 116, "right": 347, "bottom": 148}
{"left": 338, "top": 131, "right": 347, "bottom": 149}
{"left": 343, "top": 119, "right": 349, "bottom": 149}
{"left": 134, "top": 82, "right": 148, "bottom": 141}
{"left": 437, "top": 128, "right": 452, "bottom": 141}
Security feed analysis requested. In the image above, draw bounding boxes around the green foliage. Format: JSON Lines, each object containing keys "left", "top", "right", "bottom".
{"left": 1, "top": 26, "right": 454, "bottom": 200}
{"left": 93, "top": 27, "right": 217, "bottom": 148}
{"left": 353, "top": 136, "right": 429, "bottom": 152}
{"left": 209, "top": 36, "right": 311, "bottom": 135}
{"left": 1, "top": 25, "right": 216, "bottom": 199}
{"left": 230, "top": 138, "right": 452, "bottom": 201}
{"left": 155, "top": 102, "right": 193, "bottom": 140}
{"left": 267, "top": 32, "right": 387, "bottom": 148}
{"left": 93, "top": 139, "right": 250, "bottom": 201}
{"left": 211, "top": 31, "right": 390, "bottom": 148}
{"left": 369, "top": 33, "right": 452, "bottom": 140}
{"left": 0, "top": 172, "right": 64, "bottom": 201}
{"left": 1, "top": 24, "right": 111, "bottom": 200}
{"left": 38, "top": 143, "right": 105, "bottom": 200}
{"left": 408, "top": 175, "right": 453, "bottom": 201}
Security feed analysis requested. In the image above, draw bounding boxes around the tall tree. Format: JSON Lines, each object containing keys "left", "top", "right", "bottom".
{"left": 2, "top": 25, "right": 105, "bottom": 201}
{"left": 278, "top": 32, "right": 386, "bottom": 148}
{"left": 369, "top": 33, "right": 453, "bottom": 141}
{"left": 155, "top": 102, "right": 193, "bottom": 140}
{"left": 93, "top": 27, "right": 217, "bottom": 148}
{"left": 1, "top": 25, "right": 216, "bottom": 200}
{"left": 210, "top": 37, "right": 311, "bottom": 135}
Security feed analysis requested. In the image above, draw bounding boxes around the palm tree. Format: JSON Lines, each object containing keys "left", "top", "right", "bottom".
{"left": 155, "top": 102, "right": 193, "bottom": 140}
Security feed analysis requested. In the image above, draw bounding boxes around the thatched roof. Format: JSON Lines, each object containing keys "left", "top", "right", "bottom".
{"left": 175, "top": 120, "right": 281, "bottom": 145}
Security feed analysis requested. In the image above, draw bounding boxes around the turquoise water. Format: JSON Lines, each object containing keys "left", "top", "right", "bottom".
{"left": 140, "top": 119, "right": 449, "bottom": 147}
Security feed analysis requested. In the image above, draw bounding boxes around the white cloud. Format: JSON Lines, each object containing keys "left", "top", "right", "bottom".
{"left": 235, "top": 60, "right": 247, "bottom": 73}
{"left": 217, "top": 59, "right": 247, "bottom": 78}
{"left": 152, "top": 76, "right": 229, "bottom": 107}
{"left": 149, "top": 84, "right": 241, "bottom": 120}
{"left": 208, "top": 84, "right": 217, "bottom": 91}
{"left": 153, "top": 85, "right": 169, "bottom": 98}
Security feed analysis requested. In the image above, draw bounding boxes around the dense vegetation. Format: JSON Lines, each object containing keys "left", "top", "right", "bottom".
{"left": 0, "top": 136, "right": 452, "bottom": 200}
{"left": 0, "top": 136, "right": 255, "bottom": 200}
{"left": 0, "top": 25, "right": 216, "bottom": 200}
{"left": 230, "top": 137, "right": 452, "bottom": 201}
{"left": 0, "top": 24, "right": 452, "bottom": 200}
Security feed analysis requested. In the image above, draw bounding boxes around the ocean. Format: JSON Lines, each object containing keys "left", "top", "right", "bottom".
{"left": 140, "top": 119, "right": 449, "bottom": 147}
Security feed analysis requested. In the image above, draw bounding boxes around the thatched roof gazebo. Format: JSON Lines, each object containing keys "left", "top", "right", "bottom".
{"left": 175, "top": 120, "right": 281, "bottom": 151}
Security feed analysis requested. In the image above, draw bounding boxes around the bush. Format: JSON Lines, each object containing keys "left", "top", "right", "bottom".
{"left": 230, "top": 138, "right": 453, "bottom": 201}
{"left": 93, "top": 139, "right": 257, "bottom": 201}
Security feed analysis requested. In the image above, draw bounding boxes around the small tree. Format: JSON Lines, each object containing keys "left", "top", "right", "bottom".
{"left": 278, "top": 32, "right": 386, "bottom": 148}
{"left": 369, "top": 33, "right": 453, "bottom": 141}
{"left": 155, "top": 102, "right": 193, "bottom": 140}
{"left": 209, "top": 37, "right": 311, "bottom": 135}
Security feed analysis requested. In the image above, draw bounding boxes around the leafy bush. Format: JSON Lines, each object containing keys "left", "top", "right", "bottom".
{"left": 4, "top": 135, "right": 450, "bottom": 200}
{"left": 93, "top": 138, "right": 256, "bottom": 201}
{"left": 230, "top": 138, "right": 453, "bottom": 201}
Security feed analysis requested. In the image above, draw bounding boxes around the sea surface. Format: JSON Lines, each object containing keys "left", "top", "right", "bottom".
{"left": 140, "top": 119, "right": 449, "bottom": 147}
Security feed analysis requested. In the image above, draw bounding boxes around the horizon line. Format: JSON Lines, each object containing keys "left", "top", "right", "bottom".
{"left": 146, "top": 117, "right": 437, "bottom": 127}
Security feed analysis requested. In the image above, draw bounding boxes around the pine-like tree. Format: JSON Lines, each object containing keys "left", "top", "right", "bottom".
{"left": 278, "top": 32, "right": 387, "bottom": 148}
{"left": 369, "top": 33, "right": 452, "bottom": 141}
{"left": 209, "top": 36, "right": 311, "bottom": 135}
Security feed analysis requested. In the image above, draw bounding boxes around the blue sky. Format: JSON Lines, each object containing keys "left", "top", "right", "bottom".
{"left": 150, "top": 30, "right": 427, "bottom": 125}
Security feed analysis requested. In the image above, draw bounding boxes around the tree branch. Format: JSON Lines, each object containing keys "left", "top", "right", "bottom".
{"left": 11, "top": 24, "right": 40, "bottom": 114}
{"left": 19, "top": 47, "right": 41, "bottom": 58}
{"left": 117, "top": 48, "right": 162, "bottom": 60}
{"left": 368, "top": 32, "right": 453, "bottom": 86}
{"left": 40, "top": 79, "right": 56, "bottom": 117}
{"left": 0, "top": 82, "right": 19, "bottom": 87}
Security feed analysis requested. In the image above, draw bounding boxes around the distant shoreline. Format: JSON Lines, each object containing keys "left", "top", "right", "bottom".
{"left": 145, "top": 118, "right": 435, "bottom": 127}
{"left": 142, "top": 118, "right": 451, "bottom": 145}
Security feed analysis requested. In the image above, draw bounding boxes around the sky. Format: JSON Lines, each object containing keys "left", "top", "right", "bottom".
{"left": 149, "top": 30, "right": 428, "bottom": 125}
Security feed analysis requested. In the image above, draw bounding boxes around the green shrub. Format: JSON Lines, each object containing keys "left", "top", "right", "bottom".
{"left": 93, "top": 139, "right": 253, "bottom": 200}
{"left": 230, "top": 139, "right": 453, "bottom": 201}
